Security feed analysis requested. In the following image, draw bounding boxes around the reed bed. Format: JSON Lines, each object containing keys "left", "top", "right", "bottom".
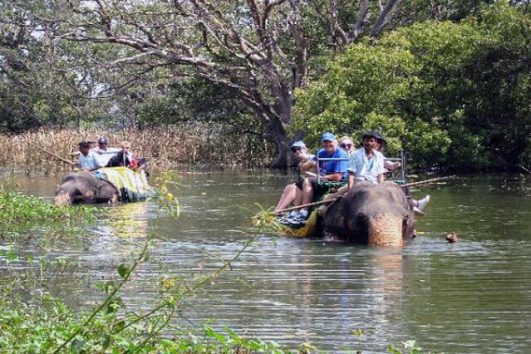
{"left": 0, "top": 124, "right": 275, "bottom": 174}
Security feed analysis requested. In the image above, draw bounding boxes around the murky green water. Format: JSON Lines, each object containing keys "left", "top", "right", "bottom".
{"left": 2, "top": 170, "right": 530, "bottom": 352}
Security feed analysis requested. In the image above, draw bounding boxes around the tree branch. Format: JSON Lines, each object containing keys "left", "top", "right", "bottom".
{"left": 371, "top": 0, "right": 402, "bottom": 37}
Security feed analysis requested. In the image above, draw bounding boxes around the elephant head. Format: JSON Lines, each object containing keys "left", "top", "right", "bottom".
{"left": 54, "top": 172, "right": 119, "bottom": 206}
{"left": 323, "top": 181, "right": 415, "bottom": 246}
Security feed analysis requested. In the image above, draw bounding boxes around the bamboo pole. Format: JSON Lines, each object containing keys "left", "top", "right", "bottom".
{"left": 518, "top": 164, "right": 530, "bottom": 174}
{"left": 400, "top": 175, "right": 455, "bottom": 188}
{"left": 26, "top": 140, "right": 76, "bottom": 166}
{"left": 276, "top": 198, "right": 338, "bottom": 214}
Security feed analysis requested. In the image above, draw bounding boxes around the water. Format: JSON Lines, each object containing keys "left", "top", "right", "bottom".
{"left": 2, "top": 171, "right": 531, "bottom": 352}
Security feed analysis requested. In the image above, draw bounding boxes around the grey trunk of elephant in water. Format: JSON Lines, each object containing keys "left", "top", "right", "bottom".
{"left": 54, "top": 172, "right": 119, "bottom": 205}
{"left": 323, "top": 181, "right": 416, "bottom": 246}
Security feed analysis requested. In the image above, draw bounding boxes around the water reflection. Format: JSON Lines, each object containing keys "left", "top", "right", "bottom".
{"left": 99, "top": 202, "right": 151, "bottom": 238}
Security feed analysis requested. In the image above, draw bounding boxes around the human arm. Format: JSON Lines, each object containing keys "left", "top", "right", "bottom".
{"left": 375, "top": 152, "right": 386, "bottom": 183}
{"left": 347, "top": 169, "right": 355, "bottom": 189}
{"left": 384, "top": 160, "right": 401, "bottom": 172}
{"left": 301, "top": 159, "right": 317, "bottom": 173}
{"left": 321, "top": 172, "right": 343, "bottom": 182}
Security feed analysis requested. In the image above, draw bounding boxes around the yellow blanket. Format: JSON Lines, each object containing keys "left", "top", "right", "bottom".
{"left": 95, "top": 167, "right": 153, "bottom": 202}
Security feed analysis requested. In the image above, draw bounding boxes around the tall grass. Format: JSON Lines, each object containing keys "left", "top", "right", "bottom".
{"left": 0, "top": 123, "right": 275, "bottom": 173}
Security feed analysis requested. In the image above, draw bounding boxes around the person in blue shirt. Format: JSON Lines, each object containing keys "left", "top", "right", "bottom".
{"left": 288, "top": 132, "right": 348, "bottom": 222}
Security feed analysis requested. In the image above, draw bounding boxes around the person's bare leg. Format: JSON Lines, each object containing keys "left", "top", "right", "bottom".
{"left": 293, "top": 187, "right": 303, "bottom": 206}
{"left": 297, "top": 178, "right": 315, "bottom": 219}
{"left": 274, "top": 183, "right": 297, "bottom": 213}
{"left": 301, "top": 178, "right": 314, "bottom": 205}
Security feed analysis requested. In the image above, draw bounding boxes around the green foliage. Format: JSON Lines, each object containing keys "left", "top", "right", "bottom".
{"left": 0, "top": 298, "right": 294, "bottom": 353}
{"left": 151, "top": 170, "right": 181, "bottom": 218}
{"left": 0, "top": 228, "right": 297, "bottom": 353}
{"left": 387, "top": 339, "right": 424, "bottom": 354}
{"left": 0, "top": 185, "right": 96, "bottom": 225}
{"left": 294, "top": 2, "right": 530, "bottom": 170}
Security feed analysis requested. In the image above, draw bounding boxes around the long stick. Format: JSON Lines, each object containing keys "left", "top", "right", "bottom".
{"left": 276, "top": 175, "right": 454, "bottom": 214}
{"left": 400, "top": 176, "right": 454, "bottom": 188}
{"left": 277, "top": 198, "right": 338, "bottom": 214}
{"left": 26, "top": 141, "right": 75, "bottom": 165}
{"left": 518, "top": 164, "right": 530, "bottom": 174}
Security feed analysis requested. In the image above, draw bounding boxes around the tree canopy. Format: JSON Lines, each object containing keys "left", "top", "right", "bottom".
{"left": 293, "top": 2, "right": 530, "bottom": 170}
{"left": 0, "top": 0, "right": 528, "bottom": 170}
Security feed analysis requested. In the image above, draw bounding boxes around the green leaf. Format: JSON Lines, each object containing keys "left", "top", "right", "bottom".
{"left": 117, "top": 264, "right": 129, "bottom": 279}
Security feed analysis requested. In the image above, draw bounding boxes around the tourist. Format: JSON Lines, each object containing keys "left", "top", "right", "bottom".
{"left": 374, "top": 133, "right": 430, "bottom": 214}
{"left": 338, "top": 136, "right": 356, "bottom": 156}
{"left": 275, "top": 141, "right": 315, "bottom": 214}
{"left": 93, "top": 137, "right": 121, "bottom": 167}
{"left": 286, "top": 133, "right": 348, "bottom": 223}
{"left": 374, "top": 136, "right": 401, "bottom": 172}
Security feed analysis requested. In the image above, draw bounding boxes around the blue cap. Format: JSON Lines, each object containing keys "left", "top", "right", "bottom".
{"left": 321, "top": 132, "right": 336, "bottom": 142}
{"left": 291, "top": 140, "right": 306, "bottom": 149}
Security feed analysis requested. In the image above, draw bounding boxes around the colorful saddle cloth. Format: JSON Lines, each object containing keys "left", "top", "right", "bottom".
{"left": 93, "top": 167, "right": 153, "bottom": 202}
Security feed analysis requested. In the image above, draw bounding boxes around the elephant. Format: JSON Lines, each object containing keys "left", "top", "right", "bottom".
{"left": 322, "top": 181, "right": 416, "bottom": 246}
{"left": 54, "top": 172, "right": 119, "bottom": 205}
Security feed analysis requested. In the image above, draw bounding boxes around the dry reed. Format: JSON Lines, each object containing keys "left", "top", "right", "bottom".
{"left": 0, "top": 124, "right": 275, "bottom": 174}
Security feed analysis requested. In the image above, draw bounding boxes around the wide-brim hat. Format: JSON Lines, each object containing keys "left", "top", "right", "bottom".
{"left": 362, "top": 131, "right": 385, "bottom": 144}
{"left": 376, "top": 134, "right": 387, "bottom": 145}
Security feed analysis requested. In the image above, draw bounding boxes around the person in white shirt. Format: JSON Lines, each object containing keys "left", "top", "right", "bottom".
{"left": 93, "top": 137, "right": 121, "bottom": 167}
{"left": 76, "top": 141, "right": 99, "bottom": 172}
{"left": 347, "top": 131, "right": 386, "bottom": 188}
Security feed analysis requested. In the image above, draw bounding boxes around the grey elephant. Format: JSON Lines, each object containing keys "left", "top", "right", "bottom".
{"left": 54, "top": 172, "right": 119, "bottom": 205}
{"left": 322, "top": 181, "right": 416, "bottom": 246}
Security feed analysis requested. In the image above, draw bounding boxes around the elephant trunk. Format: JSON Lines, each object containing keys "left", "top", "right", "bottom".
{"left": 54, "top": 192, "right": 72, "bottom": 206}
{"left": 367, "top": 214, "right": 404, "bottom": 247}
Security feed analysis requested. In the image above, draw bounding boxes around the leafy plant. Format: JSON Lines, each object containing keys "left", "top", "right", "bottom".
{"left": 293, "top": 2, "right": 530, "bottom": 171}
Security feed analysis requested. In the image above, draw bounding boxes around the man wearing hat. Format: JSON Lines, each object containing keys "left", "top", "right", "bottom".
{"left": 288, "top": 132, "right": 348, "bottom": 223}
{"left": 347, "top": 131, "right": 386, "bottom": 188}
{"left": 93, "top": 137, "right": 121, "bottom": 167}
{"left": 77, "top": 141, "right": 99, "bottom": 172}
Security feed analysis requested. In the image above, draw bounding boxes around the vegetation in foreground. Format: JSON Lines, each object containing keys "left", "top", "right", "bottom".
{"left": 0, "top": 183, "right": 96, "bottom": 225}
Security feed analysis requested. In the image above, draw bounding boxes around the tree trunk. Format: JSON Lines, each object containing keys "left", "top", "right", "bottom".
{"left": 267, "top": 119, "right": 290, "bottom": 169}
{"left": 253, "top": 103, "right": 294, "bottom": 169}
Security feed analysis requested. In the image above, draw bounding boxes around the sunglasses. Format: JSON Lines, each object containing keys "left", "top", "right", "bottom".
{"left": 290, "top": 147, "right": 302, "bottom": 153}
{"left": 340, "top": 143, "right": 353, "bottom": 149}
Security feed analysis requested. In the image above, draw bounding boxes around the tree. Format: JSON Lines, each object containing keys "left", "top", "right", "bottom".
{"left": 35, "top": 0, "right": 405, "bottom": 167}
{"left": 293, "top": 2, "right": 530, "bottom": 171}
{"left": 0, "top": 1, "right": 116, "bottom": 132}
